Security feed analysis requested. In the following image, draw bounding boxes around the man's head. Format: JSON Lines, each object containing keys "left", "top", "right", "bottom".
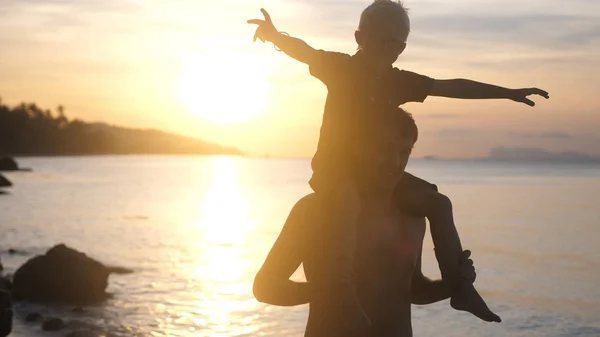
{"left": 357, "top": 108, "right": 418, "bottom": 190}
{"left": 355, "top": 0, "right": 410, "bottom": 67}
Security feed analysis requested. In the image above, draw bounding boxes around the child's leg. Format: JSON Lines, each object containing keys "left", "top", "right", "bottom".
{"left": 395, "top": 172, "right": 501, "bottom": 323}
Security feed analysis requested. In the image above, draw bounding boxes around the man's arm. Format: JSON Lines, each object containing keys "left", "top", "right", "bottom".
{"left": 253, "top": 194, "right": 319, "bottom": 306}
{"left": 430, "top": 79, "right": 549, "bottom": 107}
{"left": 410, "top": 253, "right": 450, "bottom": 305}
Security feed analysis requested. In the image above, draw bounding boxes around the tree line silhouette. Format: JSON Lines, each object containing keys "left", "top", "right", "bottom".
{"left": 0, "top": 97, "right": 241, "bottom": 156}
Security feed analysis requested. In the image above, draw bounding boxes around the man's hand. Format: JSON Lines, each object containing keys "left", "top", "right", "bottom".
{"left": 509, "top": 88, "right": 550, "bottom": 107}
{"left": 458, "top": 250, "right": 476, "bottom": 283}
{"left": 247, "top": 8, "right": 279, "bottom": 43}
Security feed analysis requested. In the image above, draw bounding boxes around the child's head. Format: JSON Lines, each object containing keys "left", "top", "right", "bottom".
{"left": 355, "top": 0, "right": 410, "bottom": 66}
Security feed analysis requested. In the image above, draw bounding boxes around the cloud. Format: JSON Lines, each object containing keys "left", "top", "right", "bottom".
{"left": 420, "top": 113, "right": 461, "bottom": 119}
{"left": 0, "top": 0, "right": 143, "bottom": 43}
{"left": 0, "top": 0, "right": 140, "bottom": 14}
{"left": 282, "top": 0, "right": 600, "bottom": 68}
{"left": 540, "top": 131, "right": 573, "bottom": 139}
{"left": 508, "top": 131, "right": 572, "bottom": 139}
{"left": 488, "top": 147, "right": 600, "bottom": 161}
{"left": 414, "top": 12, "right": 600, "bottom": 47}
{"left": 436, "top": 129, "right": 475, "bottom": 136}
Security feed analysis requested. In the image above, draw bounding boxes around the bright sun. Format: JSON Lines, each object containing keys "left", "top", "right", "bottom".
{"left": 176, "top": 52, "right": 271, "bottom": 124}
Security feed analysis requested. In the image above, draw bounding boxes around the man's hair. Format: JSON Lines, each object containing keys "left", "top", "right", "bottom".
{"left": 363, "top": 108, "right": 419, "bottom": 146}
{"left": 395, "top": 108, "right": 418, "bottom": 144}
{"left": 358, "top": 0, "right": 411, "bottom": 41}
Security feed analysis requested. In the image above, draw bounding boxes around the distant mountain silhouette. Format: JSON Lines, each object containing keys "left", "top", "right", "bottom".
{"left": 487, "top": 147, "right": 600, "bottom": 162}
{"left": 0, "top": 97, "right": 241, "bottom": 156}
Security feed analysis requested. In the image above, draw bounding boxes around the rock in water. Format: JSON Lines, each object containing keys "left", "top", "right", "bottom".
{"left": 0, "top": 174, "right": 11, "bottom": 188}
{"left": 0, "top": 289, "right": 12, "bottom": 337}
{"left": 25, "top": 312, "right": 42, "bottom": 322}
{"left": 12, "top": 244, "right": 110, "bottom": 303}
{"left": 0, "top": 277, "right": 10, "bottom": 292}
{"left": 42, "top": 317, "right": 65, "bottom": 331}
{"left": 0, "top": 157, "right": 18, "bottom": 172}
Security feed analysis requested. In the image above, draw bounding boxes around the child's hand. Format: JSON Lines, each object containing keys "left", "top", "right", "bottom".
{"left": 509, "top": 88, "right": 549, "bottom": 107}
{"left": 458, "top": 250, "right": 476, "bottom": 283}
{"left": 247, "top": 8, "right": 279, "bottom": 43}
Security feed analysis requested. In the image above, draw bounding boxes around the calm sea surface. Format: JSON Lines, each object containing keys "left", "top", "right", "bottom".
{"left": 1, "top": 156, "right": 599, "bottom": 337}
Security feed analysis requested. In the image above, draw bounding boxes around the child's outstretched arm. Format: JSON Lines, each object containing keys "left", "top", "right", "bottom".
{"left": 430, "top": 79, "right": 549, "bottom": 107}
{"left": 248, "top": 9, "right": 318, "bottom": 65}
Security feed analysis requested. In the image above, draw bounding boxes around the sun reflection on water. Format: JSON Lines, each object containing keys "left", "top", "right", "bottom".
{"left": 189, "top": 156, "right": 260, "bottom": 336}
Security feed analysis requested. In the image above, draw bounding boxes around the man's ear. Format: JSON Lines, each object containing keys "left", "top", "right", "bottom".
{"left": 355, "top": 30, "right": 364, "bottom": 49}
{"left": 398, "top": 42, "right": 407, "bottom": 55}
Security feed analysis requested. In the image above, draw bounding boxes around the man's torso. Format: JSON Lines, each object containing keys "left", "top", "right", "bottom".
{"left": 303, "top": 204, "right": 426, "bottom": 337}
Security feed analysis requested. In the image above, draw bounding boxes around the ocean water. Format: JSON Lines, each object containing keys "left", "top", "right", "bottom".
{"left": 1, "top": 156, "right": 599, "bottom": 337}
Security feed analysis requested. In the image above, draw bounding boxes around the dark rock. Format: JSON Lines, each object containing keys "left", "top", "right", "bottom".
{"left": 25, "top": 312, "right": 42, "bottom": 322}
{"left": 0, "top": 157, "right": 31, "bottom": 172}
{"left": 6, "top": 249, "right": 27, "bottom": 256}
{"left": 12, "top": 244, "right": 110, "bottom": 304}
{"left": 71, "top": 306, "right": 84, "bottom": 313}
{"left": 0, "top": 289, "right": 12, "bottom": 337}
{"left": 0, "top": 174, "right": 11, "bottom": 188}
{"left": 42, "top": 317, "right": 65, "bottom": 331}
{"left": 0, "top": 277, "right": 10, "bottom": 291}
{"left": 0, "top": 157, "right": 18, "bottom": 172}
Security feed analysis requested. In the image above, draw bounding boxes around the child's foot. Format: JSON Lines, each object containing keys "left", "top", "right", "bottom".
{"left": 450, "top": 283, "right": 501, "bottom": 323}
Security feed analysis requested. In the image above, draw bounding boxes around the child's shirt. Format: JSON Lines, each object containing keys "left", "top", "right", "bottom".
{"left": 307, "top": 50, "right": 434, "bottom": 192}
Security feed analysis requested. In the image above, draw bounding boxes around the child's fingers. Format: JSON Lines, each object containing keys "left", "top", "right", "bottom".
{"left": 261, "top": 8, "right": 272, "bottom": 22}
{"left": 529, "top": 88, "right": 549, "bottom": 99}
{"left": 522, "top": 98, "right": 535, "bottom": 107}
{"left": 252, "top": 26, "right": 266, "bottom": 42}
{"left": 247, "top": 19, "right": 264, "bottom": 25}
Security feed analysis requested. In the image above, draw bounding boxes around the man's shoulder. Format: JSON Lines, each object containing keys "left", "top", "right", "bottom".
{"left": 289, "top": 193, "right": 326, "bottom": 227}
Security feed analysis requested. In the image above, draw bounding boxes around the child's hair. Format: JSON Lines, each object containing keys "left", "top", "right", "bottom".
{"left": 358, "top": 0, "right": 411, "bottom": 41}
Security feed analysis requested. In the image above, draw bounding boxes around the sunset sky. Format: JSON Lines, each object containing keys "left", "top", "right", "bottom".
{"left": 1, "top": 0, "right": 599, "bottom": 158}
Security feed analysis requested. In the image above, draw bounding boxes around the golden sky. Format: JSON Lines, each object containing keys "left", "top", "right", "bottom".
{"left": 1, "top": 0, "right": 599, "bottom": 158}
